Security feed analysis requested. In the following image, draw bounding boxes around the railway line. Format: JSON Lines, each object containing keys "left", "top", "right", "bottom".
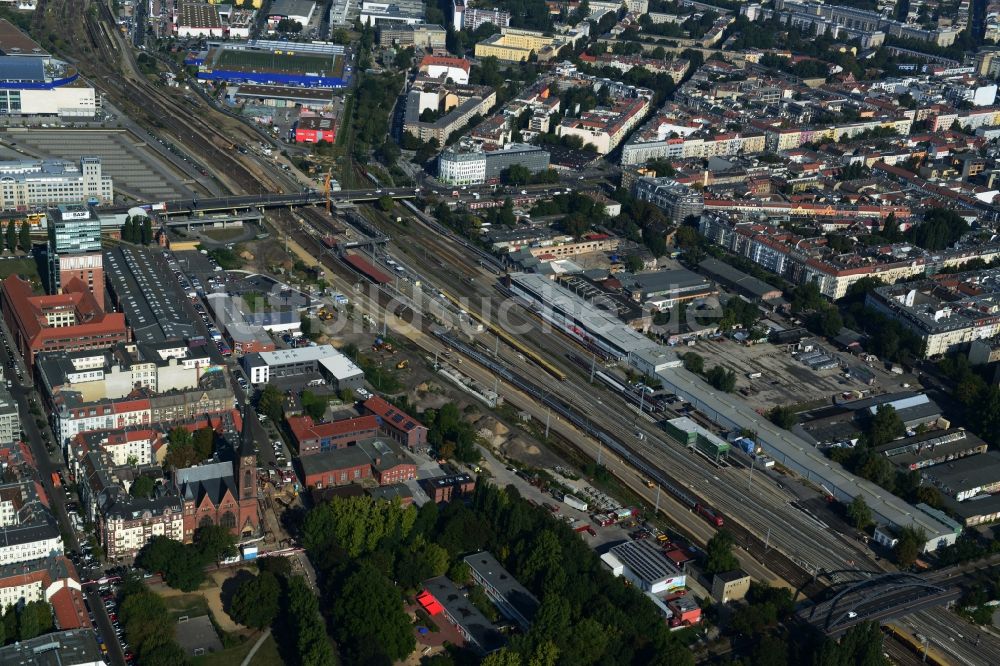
{"left": 331, "top": 203, "right": 886, "bottom": 588}
{"left": 64, "top": 0, "right": 287, "bottom": 197}
{"left": 284, "top": 205, "right": 846, "bottom": 595}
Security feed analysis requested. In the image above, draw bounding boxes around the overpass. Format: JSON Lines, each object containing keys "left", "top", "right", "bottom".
{"left": 797, "top": 572, "right": 961, "bottom": 637}
{"left": 102, "top": 189, "right": 418, "bottom": 217}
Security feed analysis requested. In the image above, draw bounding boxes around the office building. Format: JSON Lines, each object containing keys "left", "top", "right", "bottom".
{"left": 633, "top": 177, "right": 704, "bottom": 223}
{"left": 437, "top": 144, "right": 550, "bottom": 185}
{"left": 47, "top": 204, "right": 102, "bottom": 303}
{"left": 242, "top": 344, "right": 364, "bottom": 390}
{"left": 377, "top": 22, "right": 446, "bottom": 48}
{"left": 0, "top": 275, "right": 127, "bottom": 368}
{"left": 359, "top": 0, "right": 424, "bottom": 25}
{"left": 0, "top": 158, "right": 110, "bottom": 212}
{"left": 419, "top": 576, "right": 505, "bottom": 654}
{"left": 474, "top": 27, "right": 570, "bottom": 62}
{"left": 0, "top": 383, "right": 18, "bottom": 445}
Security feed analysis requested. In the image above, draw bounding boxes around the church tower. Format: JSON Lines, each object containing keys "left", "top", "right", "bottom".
{"left": 237, "top": 402, "right": 260, "bottom": 535}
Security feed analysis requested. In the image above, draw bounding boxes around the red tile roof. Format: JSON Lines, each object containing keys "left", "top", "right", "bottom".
{"left": 288, "top": 414, "right": 379, "bottom": 443}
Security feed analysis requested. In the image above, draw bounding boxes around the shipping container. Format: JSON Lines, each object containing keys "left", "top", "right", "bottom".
{"left": 563, "top": 494, "right": 589, "bottom": 512}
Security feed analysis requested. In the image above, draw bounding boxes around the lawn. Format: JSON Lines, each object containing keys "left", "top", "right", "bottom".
{"left": 0, "top": 257, "right": 39, "bottom": 281}
{"left": 192, "top": 633, "right": 284, "bottom": 666}
{"left": 163, "top": 593, "right": 210, "bottom": 620}
{"left": 202, "top": 228, "right": 246, "bottom": 242}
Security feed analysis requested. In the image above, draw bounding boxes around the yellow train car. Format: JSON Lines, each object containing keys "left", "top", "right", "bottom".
{"left": 883, "top": 623, "right": 952, "bottom": 666}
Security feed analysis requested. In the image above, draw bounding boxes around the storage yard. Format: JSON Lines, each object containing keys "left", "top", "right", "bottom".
{"left": 685, "top": 337, "right": 871, "bottom": 411}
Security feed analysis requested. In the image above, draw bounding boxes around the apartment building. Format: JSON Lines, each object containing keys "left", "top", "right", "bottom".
{"left": 557, "top": 95, "right": 652, "bottom": 154}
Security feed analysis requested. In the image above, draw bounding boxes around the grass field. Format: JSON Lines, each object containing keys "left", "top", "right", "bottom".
{"left": 0, "top": 257, "right": 39, "bottom": 281}
{"left": 192, "top": 633, "right": 284, "bottom": 666}
{"left": 215, "top": 49, "right": 343, "bottom": 78}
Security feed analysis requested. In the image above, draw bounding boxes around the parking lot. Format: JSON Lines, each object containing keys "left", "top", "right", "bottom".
{"left": 3, "top": 128, "right": 191, "bottom": 202}
{"left": 687, "top": 337, "right": 871, "bottom": 411}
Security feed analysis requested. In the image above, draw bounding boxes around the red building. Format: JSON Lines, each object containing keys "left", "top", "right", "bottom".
{"left": 297, "top": 437, "right": 416, "bottom": 489}
{"left": 1, "top": 275, "right": 128, "bottom": 368}
{"left": 362, "top": 396, "right": 428, "bottom": 450}
{"left": 421, "top": 473, "right": 476, "bottom": 503}
{"left": 287, "top": 414, "right": 379, "bottom": 455}
{"left": 299, "top": 446, "right": 372, "bottom": 489}
{"left": 295, "top": 116, "right": 337, "bottom": 143}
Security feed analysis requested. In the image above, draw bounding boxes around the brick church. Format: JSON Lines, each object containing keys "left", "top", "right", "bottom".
{"left": 174, "top": 406, "right": 260, "bottom": 540}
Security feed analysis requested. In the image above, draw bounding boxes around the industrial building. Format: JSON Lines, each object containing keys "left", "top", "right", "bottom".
{"left": 266, "top": 0, "right": 316, "bottom": 27}
{"left": 298, "top": 437, "right": 417, "bottom": 488}
{"left": 294, "top": 115, "right": 337, "bottom": 143}
{"left": 361, "top": 395, "right": 428, "bottom": 450}
{"left": 0, "top": 55, "right": 97, "bottom": 117}
{"left": 924, "top": 451, "right": 1000, "bottom": 501}
{"left": 104, "top": 246, "right": 199, "bottom": 344}
{"left": 697, "top": 258, "right": 784, "bottom": 303}
{"left": 712, "top": 570, "right": 751, "bottom": 603}
{"left": 620, "top": 269, "right": 716, "bottom": 309}
{"left": 287, "top": 414, "right": 379, "bottom": 455}
{"left": 176, "top": 2, "right": 225, "bottom": 38}
{"left": 876, "top": 429, "right": 988, "bottom": 472}
{"left": 603, "top": 539, "right": 686, "bottom": 594}
{"left": 0, "top": 157, "right": 111, "bottom": 211}
{"left": 437, "top": 144, "right": 550, "bottom": 185}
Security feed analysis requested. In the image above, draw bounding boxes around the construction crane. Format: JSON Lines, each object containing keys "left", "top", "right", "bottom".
{"left": 323, "top": 169, "right": 333, "bottom": 214}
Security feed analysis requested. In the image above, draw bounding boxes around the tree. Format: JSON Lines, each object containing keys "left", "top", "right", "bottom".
{"left": 704, "top": 530, "right": 739, "bottom": 575}
{"left": 377, "top": 195, "right": 394, "bottom": 212}
{"left": 195, "top": 524, "right": 237, "bottom": 562}
{"left": 18, "top": 220, "right": 30, "bottom": 253}
{"left": 286, "top": 575, "right": 337, "bottom": 666}
{"left": 862, "top": 404, "right": 905, "bottom": 448}
{"left": 258, "top": 383, "right": 284, "bottom": 422}
{"left": 624, "top": 255, "right": 644, "bottom": 273}
{"left": 230, "top": 571, "right": 280, "bottom": 629}
{"left": 141, "top": 217, "right": 153, "bottom": 245}
{"left": 894, "top": 526, "right": 927, "bottom": 568}
{"left": 706, "top": 365, "right": 736, "bottom": 392}
{"left": 301, "top": 390, "right": 329, "bottom": 420}
{"left": 682, "top": 352, "right": 704, "bottom": 374}
{"left": 165, "top": 427, "right": 198, "bottom": 469}
{"left": 130, "top": 475, "right": 156, "bottom": 499}
{"left": 192, "top": 426, "right": 215, "bottom": 461}
{"left": 5, "top": 220, "right": 14, "bottom": 254}
{"left": 135, "top": 537, "right": 206, "bottom": 591}
{"left": 275, "top": 18, "right": 302, "bottom": 32}
{"left": 303, "top": 495, "right": 416, "bottom": 559}
{"left": 846, "top": 495, "right": 872, "bottom": 529}
{"left": 768, "top": 405, "right": 798, "bottom": 429}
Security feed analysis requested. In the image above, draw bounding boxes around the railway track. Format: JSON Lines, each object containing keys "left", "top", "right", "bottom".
{"left": 55, "top": 0, "right": 286, "bottom": 197}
